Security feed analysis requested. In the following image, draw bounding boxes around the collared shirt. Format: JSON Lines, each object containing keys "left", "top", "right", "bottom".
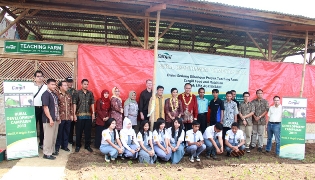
{"left": 67, "top": 87, "right": 76, "bottom": 98}
{"left": 268, "top": 105, "right": 282, "bottom": 123}
{"left": 238, "top": 101, "right": 255, "bottom": 126}
{"left": 166, "top": 127, "right": 185, "bottom": 144}
{"left": 120, "top": 129, "right": 140, "bottom": 150}
{"left": 197, "top": 96, "right": 209, "bottom": 114}
{"left": 137, "top": 131, "right": 153, "bottom": 146}
{"left": 209, "top": 98, "right": 225, "bottom": 122}
{"left": 178, "top": 93, "right": 199, "bottom": 120}
{"left": 41, "top": 89, "right": 59, "bottom": 123}
{"left": 33, "top": 83, "right": 47, "bottom": 106}
{"left": 73, "top": 89, "right": 95, "bottom": 118}
{"left": 139, "top": 89, "right": 152, "bottom": 112}
{"left": 223, "top": 100, "right": 238, "bottom": 128}
{"left": 232, "top": 99, "right": 240, "bottom": 108}
{"left": 185, "top": 129, "right": 204, "bottom": 146}
{"left": 251, "top": 98, "right": 269, "bottom": 125}
{"left": 101, "top": 129, "right": 119, "bottom": 145}
{"left": 225, "top": 129, "right": 244, "bottom": 144}
{"left": 153, "top": 129, "right": 169, "bottom": 144}
{"left": 56, "top": 91, "right": 73, "bottom": 120}
{"left": 203, "top": 125, "right": 222, "bottom": 139}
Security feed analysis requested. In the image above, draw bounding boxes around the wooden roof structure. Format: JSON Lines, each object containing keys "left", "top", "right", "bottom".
{"left": 1, "top": 0, "right": 315, "bottom": 63}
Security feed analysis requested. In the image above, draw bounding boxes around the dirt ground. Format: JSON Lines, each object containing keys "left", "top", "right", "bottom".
{"left": 64, "top": 143, "right": 315, "bottom": 180}
{"left": 0, "top": 159, "right": 18, "bottom": 178}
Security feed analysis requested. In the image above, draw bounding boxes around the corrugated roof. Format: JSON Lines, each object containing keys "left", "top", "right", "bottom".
{"left": 186, "top": 0, "right": 315, "bottom": 20}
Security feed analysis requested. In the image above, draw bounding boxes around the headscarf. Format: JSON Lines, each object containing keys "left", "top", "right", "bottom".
{"left": 122, "top": 117, "right": 133, "bottom": 135}
{"left": 111, "top": 87, "right": 122, "bottom": 101}
{"left": 101, "top": 89, "right": 110, "bottom": 109}
{"left": 124, "top": 91, "right": 136, "bottom": 107}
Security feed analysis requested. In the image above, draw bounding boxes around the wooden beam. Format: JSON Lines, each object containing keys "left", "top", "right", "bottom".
{"left": 29, "top": 9, "right": 40, "bottom": 16}
{"left": 271, "top": 25, "right": 315, "bottom": 31}
{"left": 144, "top": 13, "right": 149, "bottom": 49}
{"left": 0, "top": 9, "right": 6, "bottom": 22}
{"left": 268, "top": 33, "right": 272, "bottom": 61}
{"left": 309, "top": 56, "right": 315, "bottom": 65}
{"left": 148, "top": 21, "right": 174, "bottom": 47}
{"left": 246, "top": 32, "right": 268, "bottom": 60}
{"left": 0, "top": 8, "right": 29, "bottom": 36}
{"left": 145, "top": 3, "right": 166, "bottom": 13}
{"left": 273, "top": 38, "right": 292, "bottom": 59}
{"left": 117, "top": 17, "right": 144, "bottom": 47}
{"left": 300, "top": 31, "right": 308, "bottom": 97}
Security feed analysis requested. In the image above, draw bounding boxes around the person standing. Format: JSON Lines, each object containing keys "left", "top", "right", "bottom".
{"left": 209, "top": 89, "right": 225, "bottom": 126}
{"left": 164, "top": 88, "right": 183, "bottom": 129}
{"left": 265, "top": 96, "right": 282, "bottom": 155}
{"left": 148, "top": 85, "right": 165, "bottom": 131}
{"left": 222, "top": 91, "right": 238, "bottom": 147}
{"left": 95, "top": 89, "right": 111, "bottom": 149}
{"left": 231, "top": 90, "right": 240, "bottom": 108}
{"left": 73, "top": 79, "right": 95, "bottom": 153}
{"left": 55, "top": 81, "right": 73, "bottom": 153}
{"left": 66, "top": 77, "right": 76, "bottom": 145}
{"left": 33, "top": 70, "right": 47, "bottom": 149}
{"left": 41, "top": 79, "right": 59, "bottom": 160}
{"left": 178, "top": 83, "right": 198, "bottom": 131}
{"left": 196, "top": 87, "right": 209, "bottom": 134}
{"left": 251, "top": 89, "right": 269, "bottom": 152}
{"left": 110, "top": 87, "right": 123, "bottom": 130}
{"left": 238, "top": 92, "right": 255, "bottom": 153}
{"left": 124, "top": 91, "right": 139, "bottom": 130}
{"left": 139, "top": 79, "right": 153, "bottom": 121}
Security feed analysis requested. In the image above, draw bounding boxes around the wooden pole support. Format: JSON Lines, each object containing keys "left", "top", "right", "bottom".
{"left": 0, "top": 9, "right": 30, "bottom": 36}
{"left": 118, "top": 17, "right": 144, "bottom": 48}
{"left": 300, "top": 31, "right": 308, "bottom": 97}
{"left": 246, "top": 32, "right": 268, "bottom": 60}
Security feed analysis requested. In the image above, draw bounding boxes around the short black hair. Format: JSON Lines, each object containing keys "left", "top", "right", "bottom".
{"left": 212, "top": 89, "right": 219, "bottom": 93}
{"left": 192, "top": 121, "right": 200, "bottom": 126}
{"left": 243, "top": 92, "right": 250, "bottom": 96}
{"left": 184, "top": 83, "right": 192, "bottom": 87}
{"left": 157, "top": 85, "right": 164, "bottom": 90}
{"left": 198, "top": 87, "right": 205, "bottom": 93}
{"left": 171, "top": 88, "right": 178, "bottom": 93}
{"left": 47, "top": 79, "right": 56, "bottom": 84}
{"left": 214, "top": 122, "right": 223, "bottom": 130}
{"left": 34, "top": 70, "right": 43, "bottom": 77}
{"left": 231, "top": 122, "right": 239, "bottom": 128}
{"left": 256, "top": 89, "right": 263, "bottom": 94}
{"left": 226, "top": 91, "right": 232, "bottom": 95}
{"left": 81, "top": 79, "right": 89, "bottom": 84}
{"left": 58, "top": 80, "right": 67, "bottom": 87}
{"left": 231, "top": 90, "right": 236, "bottom": 93}
{"left": 273, "top": 96, "right": 281, "bottom": 100}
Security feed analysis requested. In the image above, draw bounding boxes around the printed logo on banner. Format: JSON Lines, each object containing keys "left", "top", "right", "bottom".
{"left": 158, "top": 52, "right": 172, "bottom": 60}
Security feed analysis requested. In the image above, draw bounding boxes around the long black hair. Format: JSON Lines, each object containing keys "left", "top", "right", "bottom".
{"left": 154, "top": 118, "right": 166, "bottom": 135}
{"left": 105, "top": 118, "right": 117, "bottom": 141}
{"left": 139, "top": 120, "right": 150, "bottom": 141}
{"left": 171, "top": 118, "right": 183, "bottom": 142}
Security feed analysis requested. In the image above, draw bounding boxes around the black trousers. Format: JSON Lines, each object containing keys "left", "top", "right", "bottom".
{"left": 197, "top": 113, "right": 207, "bottom": 134}
{"left": 76, "top": 118, "right": 92, "bottom": 148}
{"left": 94, "top": 124, "right": 105, "bottom": 149}
{"left": 68, "top": 121, "right": 76, "bottom": 143}
{"left": 223, "top": 127, "right": 231, "bottom": 147}
{"left": 142, "top": 110, "right": 149, "bottom": 121}
{"left": 55, "top": 120, "right": 71, "bottom": 150}
{"left": 35, "top": 106, "right": 44, "bottom": 146}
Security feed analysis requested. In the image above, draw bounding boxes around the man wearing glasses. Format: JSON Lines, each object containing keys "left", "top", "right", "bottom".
{"left": 33, "top": 70, "right": 47, "bottom": 150}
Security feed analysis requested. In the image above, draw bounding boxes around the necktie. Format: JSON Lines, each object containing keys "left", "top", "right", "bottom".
{"left": 175, "top": 131, "right": 178, "bottom": 144}
{"left": 161, "top": 131, "right": 165, "bottom": 146}
{"left": 127, "top": 135, "right": 131, "bottom": 145}
{"left": 144, "top": 134, "right": 148, "bottom": 146}
{"left": 233, "top": 134, "right": 236, "bottom": 145}
{"left": 194, "top": 133, "right": 196, "bottom": 142}
{"left": 110, "top": 132, "right": 115, "bottom": 143}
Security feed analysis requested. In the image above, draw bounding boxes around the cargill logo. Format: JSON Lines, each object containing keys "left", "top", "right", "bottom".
{"left": 12, "top": 84, "right": 25, "bottom": 91}
{"left": 158, "top": 52, "right": 172, "bottom": 60}
{"left": 6, "top": 44, "right": 16, "bottom": 50}
{"left": 288, "top": 100, "right": 299, "bottom": 105}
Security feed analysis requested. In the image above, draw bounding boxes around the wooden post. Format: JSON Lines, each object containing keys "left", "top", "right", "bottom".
{"left": 244, "top": 43, "right": 247, "bottom": 58}
{"left": 0, "top": 9, "right": 29, "bottom": 36}
{"left": 144, "top": 13, "right": 149, "bottom": 49}
{"left": 104, "top": 16, "right": 108, "bottom": 44}
{"left": 246, "top": 32, "right": 268, "bottom": 60}
{"left": 268, "top": 33, "right": 272, "bottom": 61}
{"left": 0, "top": 9, "right": 6, "bottom": 22}
{"left": 148, "top": 22, "right": 174, "bottom": 48}
{"left": 150, "top": 10, "right": 161, "bottom": 131}
{"left": 118, "top": 17, "right": 144, "bottom": 48}
{"left": 300, "top": 31, "right": 308, "bottom": 97}
{"left": 192, "top": 25, "right": 195, "bottom": 51}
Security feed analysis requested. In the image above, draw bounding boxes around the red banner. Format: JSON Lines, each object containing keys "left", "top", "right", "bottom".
{"left": 77, "top": 45, "right": 153, "bottom": 102}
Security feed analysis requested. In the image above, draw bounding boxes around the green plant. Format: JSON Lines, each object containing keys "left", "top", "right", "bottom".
{"left": 92, "top": 174, "right": 98, "bottom": 180}
{"left": 127, "top": 160, "right": 133, "bottom": 167}
{"left": 136, "top": 174, "right": 141, "bottom": 180}
{"left": 108, "top": 176, "right": 113, "bottom": 180}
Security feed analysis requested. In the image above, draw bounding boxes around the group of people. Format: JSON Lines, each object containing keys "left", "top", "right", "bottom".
{"left": 33, "top": 70, "right": 282, "bottom": 162}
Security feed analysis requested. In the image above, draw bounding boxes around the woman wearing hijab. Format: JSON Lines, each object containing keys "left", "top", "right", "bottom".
{"left": 110, "top": 87, "right": 123, "bottom": 130}
{"left": 164, "top": 88, "right": 183, "bottom": 129}
{"left": 124, "top": 91, "right": 139, "bottom": 130}
{"left": 95, "top": 89, "right": 111, "bottom": 148}
{"left": 120, "top": 117, "right": 140, "bottom": 159}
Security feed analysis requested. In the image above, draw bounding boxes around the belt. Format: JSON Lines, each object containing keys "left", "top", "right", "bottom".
{"left": 269, "top": 122, "right": 280, "bottom": 124}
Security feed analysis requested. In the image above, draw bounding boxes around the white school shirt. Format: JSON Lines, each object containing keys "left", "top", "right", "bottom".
{"left": 33, "top": 84, "right": 47, "bottom": 106}
{"left": 203, "top": 125, "right": 222, "bottom": 139}
{"left": 101, "top": 129, "right": 119, "bottom": 145}
{"left": 120, "top": 129, "right": 140, "bottom": 150}
{"left": 224, "top": 130, "right": 244, "bottom": 144}
{"left": 137, "top": 131, "right": 153, "bottom": 145}
{"left": 166, "top": 127, "right": 185, "bottom": 144}
{"left": 268, "top": 105, "right": 282, "bottom": 123}
{"left": 185, "top": 129, "right": 204, "bottom": 146}
{"left": 152, "top": 129, "right": 169, "bottom": 144}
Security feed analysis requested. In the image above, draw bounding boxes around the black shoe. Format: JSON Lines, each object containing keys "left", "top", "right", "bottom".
{"left": 263, "top": 150, "right": 270, "bottom": 153}
{"left": 43, "top": 154, "right": 56, "bottom": 160}
{"left": 85, "top": 146, "right": 93, "bottom": 152}
{"left": 249, "top": 145, "right": 255, "bottom": 150}
{"left": 61, "top": 147, "right": 70, "bottom": 152}
{"left": 75, "top": 147, "right": 80, "bottom": 152}
{"left": 39, "top": 145, "right": 43, "bottom": 150}
{"left": 52, "top": 151, "right": 59, "bottom": 156}
{"left": 68, "top": 141, "right": 73, "bottom": 145}
{"left": 258, "top": 147, "right": 262, "bottom": 152}
{"left": 226, "top": 152, "right": 231, "bottom": 157}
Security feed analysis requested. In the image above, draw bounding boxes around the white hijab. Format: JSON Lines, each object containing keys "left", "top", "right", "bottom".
{"left": 122, "top": 117, "right": 133, "bottom": 136}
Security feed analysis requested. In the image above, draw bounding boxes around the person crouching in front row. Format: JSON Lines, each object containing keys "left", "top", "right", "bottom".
{"left": 185, "top": 121, "right": 206, "bottom": 163}
{"left": 120, "top": 117, "right": 140, "bottom": 159}
{"left": 137, "top": 120, "right": 157, "bottom": 164}
{"left": 100, "top": 118, "right": 124, "bottom": 162}
{"left": 225, "top": 122, "right": 246, "bottom": 158}
{"left": 153, "top": 118, "right": 172, "bottom": 161}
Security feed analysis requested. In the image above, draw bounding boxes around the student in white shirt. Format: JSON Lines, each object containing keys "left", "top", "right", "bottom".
{"left": 137, "top": 120, "right": 157, "bottom": 164}
{"left": 120, "top": 117, "right": 140, "bottom": 159}
{"left": 203, "top": 122, "right": 223, "bottom": 159}
{"left": 166, "top": 118, "right": 185, "bottom": 164}
{"left": 99, "top": 118, "right": 124, "bottom": 162}
{"left": 186, "top": 121, "right": 206, "bottom": 163}
{"left": 153, "top": 118, "right": 171, "bottom": 161}
{"left": 225, "top": 122, "right": 245, "bottom": 157}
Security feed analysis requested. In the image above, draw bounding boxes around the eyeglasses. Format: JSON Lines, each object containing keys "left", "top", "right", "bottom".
{"left": 36, "top": 76, "right": 43, "bottom": 77}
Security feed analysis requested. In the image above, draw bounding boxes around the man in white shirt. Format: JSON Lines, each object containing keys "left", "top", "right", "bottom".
{"left": 203, "top": 123, "right": 223, "bottom": 160}
{"left": 33, "top": 70, "right": 47, "bottom": 149}
{"left": 185, "top": 121, "right": 206, "bottom": 163}
{"left": 265, "top": 96, "right": 282, "bottom": 155}
{"left": 225, "top": 122, "right": 245, "bottom": 157}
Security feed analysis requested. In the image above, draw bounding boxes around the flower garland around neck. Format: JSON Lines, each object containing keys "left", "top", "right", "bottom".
{"left": 170, "top": 97, "right": 179, "bottom": 112}
{"left": 182, "top": 93, "right": 192, "bottom": 106}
